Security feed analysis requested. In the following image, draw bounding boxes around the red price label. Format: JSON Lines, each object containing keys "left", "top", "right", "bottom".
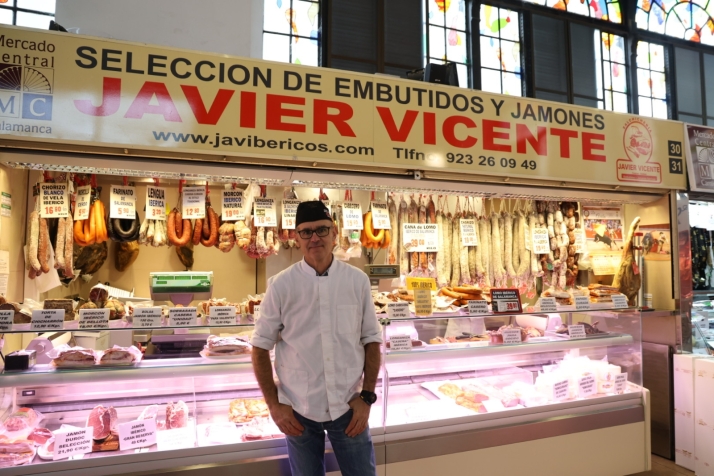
{"left": 184, "top": 207, "right": 201, "bottom": 217}
{"left": 284, "top": 218, "right": 294, "bottom": 227}
{"left": 44, "top": 206, "right": 63, "bottom": 215}
{"left": 256, "top": 215, "right": 266, "bottom": 225}
{"left": 224, "top": 209, "right": 236, "bottom": 218}
{"left": 151, "top": 208, "right": 163, "bottom": 217}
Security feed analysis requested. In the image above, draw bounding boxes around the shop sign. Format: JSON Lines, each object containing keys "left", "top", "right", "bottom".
{"left": 0, "top": 26, "right": 686, "bottom": 190}
{"left": 685, "top": 124, "right": 714, "bottom": 192}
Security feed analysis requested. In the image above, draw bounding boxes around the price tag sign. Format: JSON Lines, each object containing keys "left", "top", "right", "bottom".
{"left": 389, "top": 334, "right": 413, "bottom": 351}
{"left": 341, "top": 202, "right": 363, "bottom": 230}
{"left": 146, "top": 186, "right": 166, "bottom": 221}
{"left": 40, "top": 182, "right": 69, "bottom": 218}
{"left": 156, "top": 423, "right": 195, "bottom": 451}
{"left": 615, "top": 373, "right": 628, "bottom": 394}
{"left": 79, "top": 309, "right": 110, "bottom": 330}
{"left": 539, "top": 297, "right": 557, "bottom": 312}
{"left": 502, "top": 328, "right": 522, "bottom": 344}
{"left": 568, "top": 324, "right": 587, "bottom": 339}
{"left": 578, "top": 374, "right": 597, "bottom": 397}
{"left": 221, "top": 190, "right": 244, "bottom": 221}
{"left": 402, "top": 224, "right": 439, "bottom": 252}
{"left": 253, "top": 305, "right": 261, "bottom": 321}
{"left": 74, "top": 185, "right": 91, "bottom": 220}
{"left": 371, "top": 202, "right": 391, "bottom": 229}
{"left": 482, "top": 399, "right": 506, "bottom": 412}
{"left": 0, "top": 310, "right": 13, "bottom": 332}
{"left": 134, "top": 308, "right": 162, "bottom": 328}
{"left": 282, "top": 199, "right": 300, "bottom": 229}
{"left": 575, "top": 229, "right": 585, "bottom": 253}
{"left": 531, "top": 227, "right": 550, "bottom": 254}
{"left": 169, "top": 307, "right": 197, "bottom": 327}
{"left": 575, "top": 295, "right": 591, "bottom": 310}
{"left": 491, "top": 289, "right": 522, "bottom": 314}
{"left": 552, "top": 379, "right": 569, "bottom": 401}
{"left": 208, "top": 306, "right": 237, "bottom": 326}
{"left": 468, "top": 300, "right": 489, "bottom": 314}
{"left": 109, "top": 185, "right": 137, "bottom": 219}
{"left": 460, "top": 219, "right": 479, "bottom": 246}
{"left": 54, "top": 427, "right": 93, "bottom": 460}
{"left": 406, "top": 277, "right": 437, "bottom": 291}
{"left": 182, "top": 186, "right": 206, "bottom": 219}
{"left": 413, "top": 289, "right": 432, "bottom": 317}
{"left": 253, "top": 198, "right": 277, "bottom": 227}
{"left": 387, "top": 302, "right": 410, "bottom": 320}
{"left": 118, "top": 419, "right": 157, "bottom": 451}
{"left": 612, "top": 294, "right": 628, "bottom": 309}
{"left": 31, "top": 309, "right": 64, "bottom": 331}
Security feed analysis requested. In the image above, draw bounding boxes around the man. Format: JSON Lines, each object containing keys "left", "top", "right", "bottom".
{"left": 251, "top": 200, "right": 382, "bottom": 476}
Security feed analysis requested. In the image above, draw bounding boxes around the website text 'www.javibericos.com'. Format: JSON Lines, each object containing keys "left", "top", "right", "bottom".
{"left": 152, "top": 131, "right": 375, "bottom": 156}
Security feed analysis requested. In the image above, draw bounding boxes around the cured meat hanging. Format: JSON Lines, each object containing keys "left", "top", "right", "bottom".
{"left": 613, "top": 216, "right": 642, "bottom": 305}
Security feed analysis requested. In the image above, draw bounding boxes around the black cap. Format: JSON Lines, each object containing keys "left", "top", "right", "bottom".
{"left": 296, "top": 201, "right": 333, "bottom": 227}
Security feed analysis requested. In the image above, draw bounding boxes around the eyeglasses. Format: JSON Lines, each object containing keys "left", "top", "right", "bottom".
{"left": 297, "top": 226, "right": 332, "bottom": 239}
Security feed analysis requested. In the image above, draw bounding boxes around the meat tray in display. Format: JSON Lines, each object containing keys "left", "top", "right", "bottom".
{"left": 228, "top": 398, "right": 270, "bottom": 424}
{"left": 87, "top": 405, "right": 117, "bottom": 440}
{"left": 200, "top": 335, "right": 252, "bottom": 358}
{"left": 166, "top": 401, "right": 189, "bottom": 429}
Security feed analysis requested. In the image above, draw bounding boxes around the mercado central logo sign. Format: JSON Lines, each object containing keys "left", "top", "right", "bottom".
{"left": 0, "top": 25, "right": 686, "bottom": 190}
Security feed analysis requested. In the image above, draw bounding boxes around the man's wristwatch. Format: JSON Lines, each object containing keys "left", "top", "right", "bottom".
{"left": 359, "top": 390, "right": 377, "bottom": 405}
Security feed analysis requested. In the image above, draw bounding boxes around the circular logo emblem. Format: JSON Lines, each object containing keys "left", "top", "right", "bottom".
{"left": 623, "top": 121, "right": 653, "bottom": 163}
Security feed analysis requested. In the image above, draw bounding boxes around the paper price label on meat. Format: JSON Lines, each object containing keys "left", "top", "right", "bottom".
{"left": 371, "top": 202, "right": 391, "bottom": 229}
{"left": 389, "top": 334, "right": 413, "bottom": 351}
{"left": 221, "top": 190, "right": 244, "bottom": 221}
{"left": 342, "top": 202, "right": 363, "bottom": 230}
{"left": 40, "top": 182, "right": 69, "bottom": 218}
{"left": 146, "top": 186, "right": 166, "bottom": 221}
{"left": 615, "top": 373, "right": 628, "bottom": 394}
{"left": 74, "top": 185, "right": 91, "bottom": 220}
{"left": 79, "top": 309, "right": 110, "bottom": 330}
{"left": 502, "top": 328, "right": 522, "bottom": 344}
{"left": 0, "top": 310, "right": 12, "bottom": 332}
{"left": 539, "top": 297, "right": 558, "bottom": 312}
{"left": 578, "top": 374, "right": 597, "bottom": 397}
{"left": 253, "top": 305, "right": 261, "bottom": 321}
{"left": 169, "top": 307, "right": 197, "bottom": 327}
{"left": 31, "top": 309, "right": 64, "bottom": 331}
{"left": 182, "top": 186, "right": 206, "bottom": 219}
{"left": 109, "top": 185, "right": 136, "bottom": 219}
{"left": 413, "top": 289, "right": 433, "bottom": 317}
{"left": 552, "top": 380, "right": 569, "bottom": 401}
{"left": 460, "top": 219, "right": 479, "bottom": 246}
{"left": 402, "top": 224, "right": 438, "bottom": 252}
{"left": 482, "top": 399, "right": 506, "bottom": 412}
{"left": 119, "top": 419, "right": 157, "bottom": 451}
{"left": 531, "top": 227, "right": 550, "bottom": 254}
{"left": 282, "top": 199, "right": 300, "bottom": 229}
{"left": 612, "top": 294, "right": 629, "bottom": 309}
{"left": 468, "top": 300, "right": 489, "bottom": 314}
{"left": 209, "top": 306, "right": 237, "bottom": 326}
{"left": 387, "top": 302, "right": 410, "bottom": 320}
{"left": 156, "top": 422, "right": 196, "bottom": 451}
{"left": 491, "top": 289, "right": 522, "bottom": 314}
{"left": 54, "top": 427, "right": 93, "bottom": 460}
{"left": 575, "top": 295, "right": 591, "bottom": 311}
{"left": 253, "top": 198, "right": 277, "bottom": 227}
{"left": 568, "top": 324, "right": 587, "bottom": 339}
{"left": 134, "top": 308, "right": 162, "bottom": 328}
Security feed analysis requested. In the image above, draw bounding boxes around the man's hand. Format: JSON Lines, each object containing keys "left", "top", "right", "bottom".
{"left": 345, "top": 396, "right": 371, "bottom": 437}
{"left": 269, "top": 403, "right": 305, "bottom": 437}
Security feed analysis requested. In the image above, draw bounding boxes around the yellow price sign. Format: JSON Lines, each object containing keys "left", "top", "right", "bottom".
{"left": 406, "top": 277, "right": 437, "bottom": 291}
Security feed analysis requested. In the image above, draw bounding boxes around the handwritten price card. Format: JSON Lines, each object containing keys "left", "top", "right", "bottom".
{"left": 282, "top": 199, "right": 300, "bottom": 229}
{"left": 460, "top": 219, "right": 478, "bottom": 246}
{"left": 222, "top": 190, "right": 244, "bottom": 221}
{"left": 253, "top": 198, "right": 277, "bottom": 227}
{"left": 40, "top": 182, "right": 69, "bottom": 218}
{"left": 74, "top": 185, "right": 91, "bottom": 220}
{"left": 342, "top": 202, "right": 363, "bottom": 230}
{"left": 110, "top": 185, "right": 136, "bottom": 219}
{"left": 146, "top": 186, "right": 166, "bottom": 221}
{"left": 371, "top": 202, "right": 391, "bottom": 229}
{"left": 182, "top": 186, "right": 206, "bottom": 219}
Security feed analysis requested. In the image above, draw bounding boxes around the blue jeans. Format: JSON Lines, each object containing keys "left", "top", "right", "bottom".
{"left": 286, "top": 409, "right": 377, "bottom": 476}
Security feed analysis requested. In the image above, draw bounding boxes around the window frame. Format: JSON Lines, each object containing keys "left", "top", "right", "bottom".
{"left": 262, "top": 0, "right": 322, "bottom": 67}
{"left": 424, "top": 0, "right": 472, "bottom": 87}
{"left": 0, "top": 1, "right": 55, "bottom": 28}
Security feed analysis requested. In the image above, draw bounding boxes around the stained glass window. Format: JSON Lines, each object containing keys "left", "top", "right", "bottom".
{"left": 598, "top": 32, "right": 628, "bottom": 112}
{"left": 263, "top": 0, "right": 320, "bottom": 66}
{"left": 636, "top": 41, "right": 669, "bottom": 119}
{"left": 0, "top": 0, "right": 55, "bottom": 28}
{"left": 636, "top": 0, "right": 714, "bottom": 45}
{"left": 522, "top": 0, "right": 621, "bottom": 23}
{"left": 479, "top": 5, "right": 522, "bottom": 96}
{"left": 425, "top": 0, "right": 469, "bottom": 87}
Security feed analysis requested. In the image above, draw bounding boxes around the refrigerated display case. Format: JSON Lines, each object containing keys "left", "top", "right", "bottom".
{"left": 0, "top": 308, "right": 649, "bottom": 475}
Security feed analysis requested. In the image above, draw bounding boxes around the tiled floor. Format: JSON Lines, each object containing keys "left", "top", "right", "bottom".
{"left": 628, "top": 455, "right": 694, "bottom": 476}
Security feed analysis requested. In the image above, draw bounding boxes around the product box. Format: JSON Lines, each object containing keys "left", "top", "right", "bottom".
{"left": 5, "top": 350, "right": 36, "bottom": 371}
